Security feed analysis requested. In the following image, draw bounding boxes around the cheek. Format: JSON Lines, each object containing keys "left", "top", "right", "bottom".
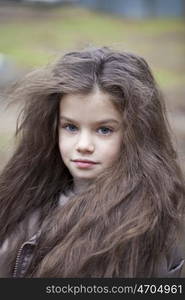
{"left": 58, "top": 134, "right": 71, "bottom": 158}
{"left": 106, "top": 147, "right": 120, "bottom": 162}
{"left": 103, "top": 137, "right": 122, "bottom": 161}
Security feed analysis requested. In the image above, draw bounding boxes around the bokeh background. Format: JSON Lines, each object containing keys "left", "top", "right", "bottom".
{"left": 0, "top": 0, "right": 185, "bottom": 275}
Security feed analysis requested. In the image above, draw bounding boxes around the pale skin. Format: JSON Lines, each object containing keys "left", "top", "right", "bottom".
{"left": 58, "top": 87, "right": 123, "bottom": 193}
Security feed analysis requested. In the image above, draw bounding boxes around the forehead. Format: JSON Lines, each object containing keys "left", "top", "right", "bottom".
{"left": 59, "top": 90, "right": 121, "bottom": 121}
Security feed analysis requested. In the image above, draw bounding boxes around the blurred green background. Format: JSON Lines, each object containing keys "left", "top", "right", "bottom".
{"left": 0, "top": 0, "right": 185, "bottom": 275}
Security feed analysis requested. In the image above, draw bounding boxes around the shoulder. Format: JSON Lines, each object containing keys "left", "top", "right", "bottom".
{"left": 0, "top": 209, "right": 41, "bottom": 255}
{"left": 0, "top": 209, "right": 41, "bottom": 277}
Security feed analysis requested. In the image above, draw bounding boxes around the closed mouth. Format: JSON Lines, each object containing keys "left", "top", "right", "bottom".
{"left": 72, "top": 160, "right": 98, "bottom": 164}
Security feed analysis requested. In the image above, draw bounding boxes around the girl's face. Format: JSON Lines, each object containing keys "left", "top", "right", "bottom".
{"left": 58, "top": 88, "right": 123, "bottom": 183}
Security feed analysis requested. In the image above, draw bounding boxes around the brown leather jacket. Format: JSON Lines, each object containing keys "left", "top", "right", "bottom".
{"left": 0, "top": 208, "right": 184, "bottom": 278}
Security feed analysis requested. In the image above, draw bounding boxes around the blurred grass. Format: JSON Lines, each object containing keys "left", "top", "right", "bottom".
{"left": 154, "top": 69, "right": 185, "bottom": 88}
{"left": 0, "top": 6, "right": 185, "bottom": 88}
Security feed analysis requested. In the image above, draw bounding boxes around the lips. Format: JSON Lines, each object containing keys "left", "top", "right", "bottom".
{"left": 72, "top": 159, "right": 98, "bottom": 169}
{"left": 72, "top": 159, "right": 97, "bottom": 164}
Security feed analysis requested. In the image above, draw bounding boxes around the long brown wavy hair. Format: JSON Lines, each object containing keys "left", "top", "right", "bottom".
{"left": 0, "top": 47, "right": 185, "bottom": 277}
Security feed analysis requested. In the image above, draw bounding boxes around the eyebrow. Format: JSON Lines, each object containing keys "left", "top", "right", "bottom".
{"left": 60, "top": 116, "right": 120, "bottom": 125}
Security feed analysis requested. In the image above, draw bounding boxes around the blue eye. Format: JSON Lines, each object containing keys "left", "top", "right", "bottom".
{"left": 98, "top": 127, "right": 113, "bottom": 135}
{"left": 64, "top": 124, "right": 78, "bottom": 132}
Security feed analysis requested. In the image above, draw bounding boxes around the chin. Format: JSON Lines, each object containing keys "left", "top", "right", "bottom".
{"left": 73, "top": 173, "right": 96, "bottom": 180}
{"left": 75, "top": 175, "right": 95, "bottom": 180}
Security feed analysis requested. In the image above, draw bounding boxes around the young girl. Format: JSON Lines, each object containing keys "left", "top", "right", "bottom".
{"left": 0, "top": 47, "right": 184, "bottom": 278}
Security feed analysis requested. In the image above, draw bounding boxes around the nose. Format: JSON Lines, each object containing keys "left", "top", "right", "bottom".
{"left": 75, "top": 130, "right": 95, "bottom": 153}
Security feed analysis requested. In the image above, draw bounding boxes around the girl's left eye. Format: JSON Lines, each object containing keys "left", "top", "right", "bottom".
{"left": 97, "top": 127, "right": 113, "bottom": 135}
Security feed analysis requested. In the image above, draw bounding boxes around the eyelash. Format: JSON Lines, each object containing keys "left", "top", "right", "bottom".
{"left": 61, "top": 124, "right": 113, "bottom": 135}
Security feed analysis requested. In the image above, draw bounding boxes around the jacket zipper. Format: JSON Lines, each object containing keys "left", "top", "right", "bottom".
{"left": 13, "top": 241, "right": 27, "bottom": 277}
{"left": 13, "top": 230, "right": 41, "bottom": 277}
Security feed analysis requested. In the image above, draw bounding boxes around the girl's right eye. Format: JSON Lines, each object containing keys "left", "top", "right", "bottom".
{"left": 62, "top": 124, "right": 78, "bottom": 132}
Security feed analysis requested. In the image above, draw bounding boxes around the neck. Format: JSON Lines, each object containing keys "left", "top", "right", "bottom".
{"left": 73, "top": 178, "right": 93, "bottom": 194}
